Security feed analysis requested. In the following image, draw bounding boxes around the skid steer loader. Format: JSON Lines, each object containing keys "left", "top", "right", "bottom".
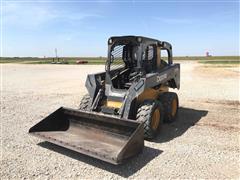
{"left": 29, "top": 36, "right": 180, "bottom": 164}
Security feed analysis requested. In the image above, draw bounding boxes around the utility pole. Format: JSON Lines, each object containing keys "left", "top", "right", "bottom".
{"left": 55, "top": 48, "right": 59, "bottom": 62}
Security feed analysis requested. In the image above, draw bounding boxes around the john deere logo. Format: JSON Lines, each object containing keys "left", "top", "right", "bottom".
{"left": 157, "top": 74, "right": 167, "bottom": 82}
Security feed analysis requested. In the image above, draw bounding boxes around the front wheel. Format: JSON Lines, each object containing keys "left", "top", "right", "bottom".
{"left": 136, "top": 100, "right": 163, "bottom": 139}
{"left": 79, "top": 94, "right": 92, "bottom": 111}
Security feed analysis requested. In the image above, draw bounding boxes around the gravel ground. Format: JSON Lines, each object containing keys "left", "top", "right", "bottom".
{"left": 1, "top": 62, "right": 240, "bottom": 179}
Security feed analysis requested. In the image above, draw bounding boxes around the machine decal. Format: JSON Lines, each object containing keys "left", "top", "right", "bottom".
{"left": 157, "top": 74, "right": 167, "bottom": 83}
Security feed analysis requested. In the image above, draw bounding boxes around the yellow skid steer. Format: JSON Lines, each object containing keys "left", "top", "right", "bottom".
{"left": 29, "top": 36, "right": 180, "bottom": 164}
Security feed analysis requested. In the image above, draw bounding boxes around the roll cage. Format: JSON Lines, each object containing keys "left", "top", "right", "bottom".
{"left": 106, "top": 36, "right": 173, "bottom": 73}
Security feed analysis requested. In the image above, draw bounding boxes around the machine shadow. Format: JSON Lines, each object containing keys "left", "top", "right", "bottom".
{"left": 38, "top": 142, "right": 162, "bottom": 178}
{"left": 154, "top": 107, "right": 208, "bottom": 143}
{"left": 37, "top": 107, "right": 206, "bottom": 177}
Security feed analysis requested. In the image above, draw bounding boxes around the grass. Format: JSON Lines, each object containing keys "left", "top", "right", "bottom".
{"left": 1, "top": 56, "right": 239, "bottom": 65}
{"left": 199, "top": 59, "right": 240, "bottom": 68}
{"left": 0, "top": 57, "right": 107, "bottom": 64}
{"left": 203, "top": 65, "right": 239, "bottom": 68}
{"left": 199, "top": 60, "right": 240, "bottom": 65}
{"left": 174, "top": 56, "right": 239, "bottom": 61}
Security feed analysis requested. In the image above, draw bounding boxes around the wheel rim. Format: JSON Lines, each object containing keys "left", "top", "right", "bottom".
{"left": 171, "top": 98, "right": 177, "bottom": 116}
{"left": 151, "top": 109, "right": 160, "bottom": 130}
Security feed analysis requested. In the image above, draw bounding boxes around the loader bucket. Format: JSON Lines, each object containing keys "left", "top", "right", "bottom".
{"left": 29, "top": 107, "right": 144, "bottom": 164}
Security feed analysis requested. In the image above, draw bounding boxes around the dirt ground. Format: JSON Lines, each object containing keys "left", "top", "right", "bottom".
{"left": 1, "top": 61, "right": 240, "bottom": 179}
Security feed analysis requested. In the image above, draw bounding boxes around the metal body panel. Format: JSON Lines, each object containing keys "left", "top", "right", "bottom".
{"left": 85, "top": 71, "right": 105, "bottom": 109}
{"left": 29, "top": 107, "right": 144, "bottom": 164}
{"left": 122, "top": 64, "right": 180, "bottom": 119}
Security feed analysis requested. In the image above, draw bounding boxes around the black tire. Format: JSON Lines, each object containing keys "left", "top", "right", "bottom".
{"left": 136, "top": 100, "right": 163, "bottom": 139}
{"left": 159, "top": 92, "right": 179, "bottom": 123}
{"left": 79, "top": 94, "right": 92, "bottom": 111}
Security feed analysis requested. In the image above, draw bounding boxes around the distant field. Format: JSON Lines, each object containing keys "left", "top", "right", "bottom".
{"left": 0, "top": 56, "right": 239, "bottom": 65}
{"left": 0, "top": 57, "right": 107, "bottom": 64}
{"left": 199, "top": 60, "right": 240, "bottom": 64}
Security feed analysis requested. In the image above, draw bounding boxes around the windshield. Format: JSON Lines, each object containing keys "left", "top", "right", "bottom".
{"left": 107, "top": 42, "right": 139, "bottom": 72}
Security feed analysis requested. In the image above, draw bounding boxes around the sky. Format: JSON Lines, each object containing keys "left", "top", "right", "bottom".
{"left": 1, "top": 0, "right": 239, "bottom": 57}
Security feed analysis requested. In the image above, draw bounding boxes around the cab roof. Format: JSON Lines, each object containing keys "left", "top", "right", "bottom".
{"left": 108, "top": 35, "right": 171, "bottom": 48}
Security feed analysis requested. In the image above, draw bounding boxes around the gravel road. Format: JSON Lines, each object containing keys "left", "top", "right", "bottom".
{"left": 1, "top": 62, "right": 239, "bottom": 179}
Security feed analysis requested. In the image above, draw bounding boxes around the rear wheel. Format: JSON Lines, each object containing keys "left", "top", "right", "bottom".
{"left": 136, "top": 100, "right": 163, "bottom": 139}
{"left": 79, "top": 94, "right": 92, "bottom": 111}
{"left": 159, "top": 92, "right": 179, "bottom": 123}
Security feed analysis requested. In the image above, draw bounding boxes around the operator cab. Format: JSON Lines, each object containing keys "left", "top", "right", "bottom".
{"left": 106, "top": 36, "right": 171, "bottom": 90}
